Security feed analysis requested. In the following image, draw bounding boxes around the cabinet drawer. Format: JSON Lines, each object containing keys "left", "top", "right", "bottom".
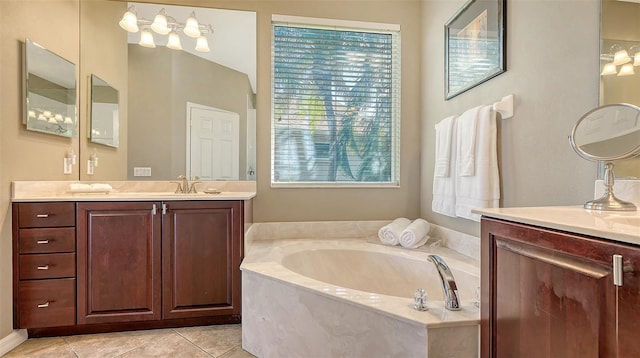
{"left": 20, "top": 253, "right": 76, "bottom": 280}
{"left": 18, "top": 202, "right": 75, "bottom": 228}
{"left": 19, "top": 228, "right": 75, "bottom": 254}
{"left": 18, "top": 279, "right": 75, "bottom": 328}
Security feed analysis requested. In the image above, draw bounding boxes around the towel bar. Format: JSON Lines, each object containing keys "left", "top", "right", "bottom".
{"left": 492, "top": 94, "right": 514, "bottom": 119}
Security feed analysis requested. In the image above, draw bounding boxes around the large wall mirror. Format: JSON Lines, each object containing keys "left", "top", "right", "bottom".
{"left": 79, "top": 1, "right": 256, "bottom": 181}
{"left": 24, "top": 39, "right": 77, "bottom": 138}
{"left": 600, "top": 0, "right": 640, "bottom": 178}
{"left": 90, "top": 74, "right": 120, "bottom": 148}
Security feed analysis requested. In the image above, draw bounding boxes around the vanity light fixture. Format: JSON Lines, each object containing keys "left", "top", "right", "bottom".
{"left": 119, "top": 6, "right": 213, "bottom": 53}
{"left": 195, "top": 35, "right": 210, "bottom": 52}
{"left": 183, "top": 12, "right": 201, "bottom": 38}
{"left": 139, "top": 29, "right": 156, "bottom": 48}
{"left": 613, "top": 48, "right": 631, "bottom": 65}
{"left": 601, "top": 62, "right": 617, "bottom": 76}
{"left": 167, "top": 30, "right": 183, "bottom": 50}
{"left": 150, "top": 9, "right": 170, "bottom": 35}
{"left": 618, "top": 63, "right": 635, "bottom": 76}
{"left": 119, "top": 5, "right": 139, "bottom": 33}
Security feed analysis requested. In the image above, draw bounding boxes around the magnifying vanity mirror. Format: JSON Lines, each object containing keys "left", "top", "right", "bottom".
{"left": 24, "top": 39, "right": 77, "bottom": 137}
{"left": 569, "top": 103, "right": 640, "bottom": 211}
{"left": 79, "top": 1, "right": 256, "bottom": 181}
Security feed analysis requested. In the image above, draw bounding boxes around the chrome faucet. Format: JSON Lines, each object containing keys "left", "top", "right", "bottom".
{"left": 172, "top": 175, "right": 189, "bottom": 194}
{"left": 428, "top": 254, "right": 461, "bottom": 311}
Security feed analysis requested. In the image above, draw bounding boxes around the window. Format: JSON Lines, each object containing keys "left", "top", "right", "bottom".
{"left": 271, "top": 16, "right": 401, "bottom": 187}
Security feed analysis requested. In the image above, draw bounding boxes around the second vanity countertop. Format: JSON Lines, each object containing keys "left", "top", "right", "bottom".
{"left": 12, "top": 180, "right": 256, "bottom": 202}
{"left": 474, "top": 206, "right": 640, "bottom": 246}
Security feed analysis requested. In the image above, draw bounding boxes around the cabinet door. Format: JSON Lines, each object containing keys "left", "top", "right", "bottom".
{"left": 162, "top": 201, "right": 242, "bottom": 319}
{"left": 481, "top": 218, "right": 620, "bottom": 358}
{"left": 77, "top": 202, "right": 162, "bottom": 324}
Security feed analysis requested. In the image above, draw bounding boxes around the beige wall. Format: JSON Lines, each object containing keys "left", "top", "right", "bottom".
{"left": 420, "top": 0, "right": 600, "bottom": 237}
{"left": 128, "top": 45, "right": 254, "bottom": 180}
{"left": 0, "top": 0, "right": 80, "bottom": 341}
{"left": 80, "top": 0, "right": 128, "bottom": 180}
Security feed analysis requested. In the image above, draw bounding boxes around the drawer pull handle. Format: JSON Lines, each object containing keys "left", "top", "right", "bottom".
{"left": 37, "top": 265, "right": 49, "bottom": 270}
{"left": 36, "top": 240, "right": 50, "bottom": 244}
{"left": 37, "top": 302, "right": 50, "bottom": 308}
{"left": 36, "top": 214, "right": 50, "bottom": 218}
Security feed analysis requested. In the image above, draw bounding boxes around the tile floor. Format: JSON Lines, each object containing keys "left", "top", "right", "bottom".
{"left": 4, "top": 324, "right": 255, "bottom": 358}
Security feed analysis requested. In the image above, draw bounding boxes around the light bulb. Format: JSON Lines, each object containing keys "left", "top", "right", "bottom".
{"left": 139, "top": 29, "right": 156, "bottom": 48}
{"left": 64, "top": 116, "right": 73, "bottom": 124}
{"left": 184, "top": 12, "right": 201, "bottom": 38}
{"left": 634, "top": 52, "right": 640, "bottom": 67}
{"left": 48, "top": 117, "right": 58, "bottom": 124}
{"left": 618, "top": 63, "right": 635, "bottom": 76}
{"left": 167, "top": 31, "right": 182, "bottom": 50}
{"left": 37, "top": 114, "right": 47, "bottom": 121}
{"left": 600, "top": 62, "right": 617, "bottom": 76}
{"left": 118, "top": 6, "right": 139, "bottom": 33}
{"left": 54, "top": 114, "right": 63, "bottom": 121}
{"left": 613, "top": 49, "right": 631, "bottom": 66}
{"left": 28, "top": 110, "right": 36, "bottom": 118}
{"left": 195, "top": 35, "right": 210, "bottom": 52}
{"left": 150, "top": 9, "right": 170, "bottom": 35}
{"left": 43, "top": 110, "right": 52, "bottom": 117}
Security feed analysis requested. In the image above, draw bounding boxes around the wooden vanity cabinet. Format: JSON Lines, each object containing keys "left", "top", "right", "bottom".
{"left": 76, "top": 200, "right": 243, "bottom": 326}
{"left": 162, "top": 201, "right": 242, "bottom": 319}
{"left": 481, "top": 217, "right": 640, "bottom": 358}
{"left": 12, "top": 202, "right": 77, "bottom": 329}
{"left": 76, "top": 201, "right": 162, "bottom": 324}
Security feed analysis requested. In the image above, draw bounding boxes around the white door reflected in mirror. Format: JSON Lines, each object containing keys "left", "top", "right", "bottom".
{"left": 187, "top": 102, "right": 239, "bottom": 180}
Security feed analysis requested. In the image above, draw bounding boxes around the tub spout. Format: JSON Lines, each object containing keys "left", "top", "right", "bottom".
{"left": 428, "top": 254, "right": 461, "bottom": 311}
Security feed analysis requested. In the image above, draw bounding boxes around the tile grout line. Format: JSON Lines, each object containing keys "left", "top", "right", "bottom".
{"left": 172, "top": 328, "right": 216, "bottom": 357}
{"left": 62, "top": 336, "right": 80, "bottom": 357}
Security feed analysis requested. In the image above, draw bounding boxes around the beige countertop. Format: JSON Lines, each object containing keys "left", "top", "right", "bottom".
{"left": 474, "top": 206, "right": 640, "bottom": 246}
{"left": 12, "top": 180, "right": 256, "bottom": 202}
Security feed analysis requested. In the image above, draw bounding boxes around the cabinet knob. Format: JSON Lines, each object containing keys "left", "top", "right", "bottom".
{"left": 36, "top": 240, "right": 50, "bottom": 244}
{"left": 37, "top": 302, "right": 50, "bottom": 308}
{"left": 37, "top": 265, "right": 50, "bottom": 270}
{"left": 36, "top": 214, "right": 50, "bottom": 218}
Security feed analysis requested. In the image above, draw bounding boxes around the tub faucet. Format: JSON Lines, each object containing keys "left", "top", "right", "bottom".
{"left": 428, "top": 254, "right": 461, "bottom": 311}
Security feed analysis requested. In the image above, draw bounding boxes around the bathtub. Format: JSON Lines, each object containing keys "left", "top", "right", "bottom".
{"left": 240, "top": 237, "right": 480, "bottom": 357}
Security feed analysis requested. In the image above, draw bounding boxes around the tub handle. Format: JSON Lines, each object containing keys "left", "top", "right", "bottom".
{"left": 413, "top": 288, "right": 428, "bottom": 311}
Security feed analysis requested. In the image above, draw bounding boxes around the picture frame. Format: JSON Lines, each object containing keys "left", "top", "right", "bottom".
{"left": 445, "top": 0, "right": 506, "bottom": 100}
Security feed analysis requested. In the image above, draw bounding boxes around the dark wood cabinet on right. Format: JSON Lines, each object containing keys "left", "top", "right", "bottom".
{"left": 481, "top": 217, "right": 640, "bottom": 358}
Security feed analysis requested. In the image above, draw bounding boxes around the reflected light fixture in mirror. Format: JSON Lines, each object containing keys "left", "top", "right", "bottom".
{"left": 601, "top": 43, "right": 640, "bottom": 76}
{"left": 119, "top": 6, "right": 212, "bottom": 52}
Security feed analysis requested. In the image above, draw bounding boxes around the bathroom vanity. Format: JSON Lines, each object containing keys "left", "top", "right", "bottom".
{"left": 477, "top": 207, "right": 640, "bottom": 357}
{"left": 11, "top": 181, "right": 254, "bottom": 337}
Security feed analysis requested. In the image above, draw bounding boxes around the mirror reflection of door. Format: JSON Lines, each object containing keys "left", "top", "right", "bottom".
{"left": 187, "top": 102, "right": 239, "bottom": 180}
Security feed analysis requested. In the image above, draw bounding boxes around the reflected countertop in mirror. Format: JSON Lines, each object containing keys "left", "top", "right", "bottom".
{"left": 79, "top": 1, "right": 256, "bottom": 182}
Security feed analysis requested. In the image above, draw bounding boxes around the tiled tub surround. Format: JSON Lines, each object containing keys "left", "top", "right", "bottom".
{"left": 12, "top": 180, "right": 256, "bottom": 201}
{"left": 241, "top": 221, "right": 480, "bottom": 357}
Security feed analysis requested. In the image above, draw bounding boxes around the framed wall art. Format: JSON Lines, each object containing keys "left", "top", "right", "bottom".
{"left": 445, "top": 0, "right": 506, "bottom": 99}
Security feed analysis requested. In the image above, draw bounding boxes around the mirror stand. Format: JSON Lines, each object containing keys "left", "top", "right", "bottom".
{"left": 585, "top": 162, "right": 637, "bottom": 211}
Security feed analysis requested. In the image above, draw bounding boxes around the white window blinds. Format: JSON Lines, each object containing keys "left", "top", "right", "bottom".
{"left": 271, "top": 17, "right": 401, "bottom": 187}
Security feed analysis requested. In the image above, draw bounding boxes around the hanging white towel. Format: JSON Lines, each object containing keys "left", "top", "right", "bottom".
{"left": 378, "top": 218, "right": 411, "bottom": 246}
{"left": 432, "top": 116, "right": 458, "bottom": 217}
{"left": 399, "top": 219, "right": 431, "bottom": 248}
{"left": 434, "top": 115, "right": 456, "bottom": 177}
{"left": 455, "top": 105, "right": 500, "bottom": 222}
{"left": 456, "top": 106, "right": 481, "bottom": 177}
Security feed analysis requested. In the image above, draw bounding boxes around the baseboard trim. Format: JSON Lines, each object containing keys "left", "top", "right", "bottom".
{"left": 0, "top": 329, "right": 27, "bottom": 356}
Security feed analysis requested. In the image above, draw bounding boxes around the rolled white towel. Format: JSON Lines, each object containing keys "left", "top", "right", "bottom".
{"left": 378, "top": 218, "right": 411, "bottom": 246}
{"left": 89, "top": 183, "right": 113, "bottom": 193}
{"left": 69, "top": 183, "right": 92, "bottom": 193}
{"left": 399, "top": 219, "right": 431, "bottom": 248}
